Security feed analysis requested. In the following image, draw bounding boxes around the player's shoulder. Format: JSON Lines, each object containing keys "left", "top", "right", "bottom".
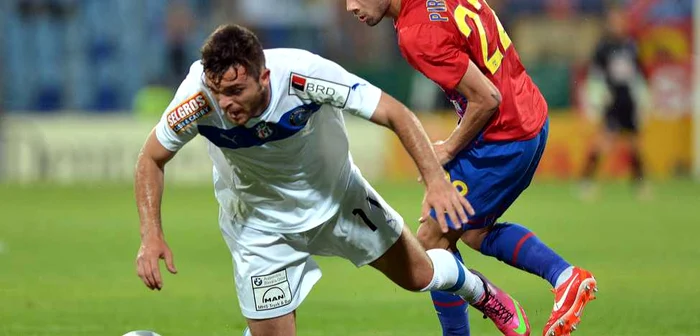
{"left": 265, "top": 48, "right": 339, "bottom": 94}
{"left": 163, "top": 60, "right": 216, "bottom": 132}
{"left": 264, "top": 48, "right": 318, "bottom": 100}
{"left": 395, "top": 0, "right": 454, "bottom": 30}
{"left": 264, "top": 48, "right": 323, "bottom": 73}
{"left": 395, "top": 1, "right": 459, "bottom": 51}
{"left": 264, "top": 48, "right": 360, "bottom": 111}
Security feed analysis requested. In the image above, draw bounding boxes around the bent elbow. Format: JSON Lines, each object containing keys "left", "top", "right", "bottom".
{"left": 488, "top": 90, "right": 502, "bottom": 112}
{"left": 479, "top": 90, "right": 501, "bottom": 114}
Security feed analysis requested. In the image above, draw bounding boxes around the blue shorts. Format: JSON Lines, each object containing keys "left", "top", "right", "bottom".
{"left": 431, "top": 119, "right": 549, "bottom": 230}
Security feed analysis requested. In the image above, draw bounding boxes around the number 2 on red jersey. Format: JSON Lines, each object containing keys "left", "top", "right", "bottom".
{"left": 454, "top": 0, "right": 512, "bottom": 75}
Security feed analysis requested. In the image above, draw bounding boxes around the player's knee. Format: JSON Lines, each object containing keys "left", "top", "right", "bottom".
{"left": 460, "top": 228, "right": 488, "bottom": 251}
{"left": 416, "top": 222, "right": 448, "bottom": 250}
{"left": 416, "top": 224, "right": 434, "bottom": 249}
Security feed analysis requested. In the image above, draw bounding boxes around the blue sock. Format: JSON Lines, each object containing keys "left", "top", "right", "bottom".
{"left": 430, "top": 250, "right": 470, "bottom": 336}
{"left": 480, "top": 222, "right": 571, "bottom": 287}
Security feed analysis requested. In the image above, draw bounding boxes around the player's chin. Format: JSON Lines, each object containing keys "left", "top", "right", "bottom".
{"left": 228, "top": 114, "right": 248, "bottom": 125}
{"left": 366, "top": 17, "right": 383, "bottom": 26}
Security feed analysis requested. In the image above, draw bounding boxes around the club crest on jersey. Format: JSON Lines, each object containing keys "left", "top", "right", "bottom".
{"left": 288, "top": 73, "right": 351, "bottom": 108}
{"left": 255, "top": 122, "right": 274, "bottom": 139}
{"left": 167, "top": 92, "right": 212, "bottom": 133}
{"left": 289, "top": 106, "right": 312, "bottom": 126}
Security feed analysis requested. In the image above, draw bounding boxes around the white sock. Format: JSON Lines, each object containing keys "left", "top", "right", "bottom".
{"left": 555, "top": 266, "right": 575, "bottom": 288}
{"left": 422, "top": 249, "right": 486, "bottom": 304}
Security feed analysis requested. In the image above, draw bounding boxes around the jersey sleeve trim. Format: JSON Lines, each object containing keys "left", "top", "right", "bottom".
{"left": 155, "top": 125, "right": 183, "bottom": 152}
{"left": 353, "top": 83, "right": 382, "bottom": 120}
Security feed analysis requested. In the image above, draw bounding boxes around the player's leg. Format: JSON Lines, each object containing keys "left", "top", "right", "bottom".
{"left": 629, "top": 132, "right": 644, "bottom": 182}
{"left": 442, "top": 121, "right": 597, "bottom": 336}
{"left": 580, "top": 113, "right": 617, "bottom": 200}
{"left": 397, "top": 217, "right": 530, "bottom": 336}
{"left": 628, "top": 131, "right": 651, "bottom": 200}
{"left": 218, "top": 208, "right": 321, "bottom": 336}
{"left": 418, "top": 134, "right": 559, "bottom": 336}
{"left": 476, "top": 152, "right": 597, "bottom": 336}
{"left": 582, "top": 106, "right": 626, "bottom": 198}
{"left": 449, "top": 120, "right": 573, "bottom": 286}
{"left": 313, "top": 173, "right": 529, "bottom": 336}
{"left": 623, "top": 108, "right": 651, "bottom": 200}
{"left": 415, "top": 214, "right": 471, "bottom": 335}
{"left": 246, "top": 312, "right": 296, "bottom": 336}
{"left": 419, "top": 120, "right": 571, "bottom": 287}
{"left": 581, "top": 128, "right": 605, "bottom": 184}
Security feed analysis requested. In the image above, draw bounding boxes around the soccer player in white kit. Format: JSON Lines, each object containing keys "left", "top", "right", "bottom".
{"left": 134, "top": 24, "right": 522, "bottom": 336}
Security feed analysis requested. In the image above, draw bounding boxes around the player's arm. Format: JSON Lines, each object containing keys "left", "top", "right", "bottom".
{"left": 135, "top": 130, "right": 175, "bottom": 244}
{"left": 369, "top": 92, "right": 446, "bottom": 187}
{"left": 134, "top": 130, "right": 179, "bottom": 291}
{"left": 586, "top": 41, "right": 609, "bottom": 121}
{"left": 134, "top": 81, "right": 206, "bottom": 290}
{"left": 398, "top": 24, "right": 500, "bottom": 159}
{"left": 441, "top": 60, "right": 501, "bottom": 157}
{"left": 370, "top": 92, "right": 474, "bottom": 229}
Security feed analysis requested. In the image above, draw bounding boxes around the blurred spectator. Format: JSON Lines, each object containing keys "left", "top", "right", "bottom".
{"left": 16, "top": 0, "right": 77, "bottom": 111}
{"left": 0, "top": 0, "right": 642, "bottom": 113}
{"left": 165, "top": 2, "right": 195, "bottom": 86}
{"left": 232, "top": 0, "right": 335, "bottom": 55}
{"left": 580, "top": 6, "right": 651, "bottom": 200}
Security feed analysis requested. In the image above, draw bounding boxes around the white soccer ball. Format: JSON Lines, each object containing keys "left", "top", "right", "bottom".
{"left": 122, "top": 331, "right": 162, "bottom": 336}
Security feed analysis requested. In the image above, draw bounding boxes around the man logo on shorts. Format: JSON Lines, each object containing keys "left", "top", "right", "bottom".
{"left": 263, "top": 287, "right": 286, "bottom": 303}
{"left": 251, "top": 269, "right": 293, "bottom": 311}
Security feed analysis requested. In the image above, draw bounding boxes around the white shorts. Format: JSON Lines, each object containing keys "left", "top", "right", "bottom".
{"left": 219, "top": 173, "right": 404, "bottom": 319}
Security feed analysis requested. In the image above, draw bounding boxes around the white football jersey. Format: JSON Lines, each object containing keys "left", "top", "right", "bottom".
{"left": 155, "top": 48, "right": 383, "bottom": 233}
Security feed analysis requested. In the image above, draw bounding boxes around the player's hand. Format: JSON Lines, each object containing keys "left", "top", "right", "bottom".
{"left": 419, "top": 176, "right": 475, "bottom": 233}
{"left": 136, "top": 235, "right": 177, "bottom": 291}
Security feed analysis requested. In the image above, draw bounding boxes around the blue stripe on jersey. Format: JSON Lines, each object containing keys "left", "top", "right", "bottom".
{"left": 198, "top": 103, "right": 321, "bottom": 150}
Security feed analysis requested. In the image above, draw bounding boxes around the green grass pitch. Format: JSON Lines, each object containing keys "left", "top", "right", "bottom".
{"left": 1, "top": 180, "right": 699, "bottom": 335}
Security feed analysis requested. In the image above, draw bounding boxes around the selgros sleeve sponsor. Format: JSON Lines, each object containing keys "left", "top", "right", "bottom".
{"left": 167, "top": 92, "right": 213, "bottom": 133}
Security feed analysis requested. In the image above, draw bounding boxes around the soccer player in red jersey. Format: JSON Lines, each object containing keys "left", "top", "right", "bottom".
{"left": 346, "top": 1, "right": 597, "bottom": 335}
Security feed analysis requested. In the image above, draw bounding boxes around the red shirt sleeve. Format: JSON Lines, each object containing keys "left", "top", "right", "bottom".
{"left": 398, "top": 24, "right": 470, "bottom": 90}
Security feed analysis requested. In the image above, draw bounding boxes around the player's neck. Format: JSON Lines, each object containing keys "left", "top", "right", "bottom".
{"left": 386, "top": 0, "right": 402, "bottom": 19}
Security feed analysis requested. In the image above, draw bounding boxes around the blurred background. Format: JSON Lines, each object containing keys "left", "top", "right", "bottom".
{"left": 1, "top": 1, "right": 699, "bottom": 335}
{"left": 1, "top": 0, "right": 698, "bottom": 184}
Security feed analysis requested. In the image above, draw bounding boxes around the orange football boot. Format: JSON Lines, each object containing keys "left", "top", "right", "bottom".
{"left": 543, "top": 267, "right": 597, "bottom": 336}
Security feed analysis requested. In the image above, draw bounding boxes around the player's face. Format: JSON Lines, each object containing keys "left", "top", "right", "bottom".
{"left": 608, "top": 10, "right": 628, "bottom": 38}
{"left": 346, "top": 0, "right": 391, "bottom": 26}
{"left": 205, "top": 65, "right": 271, "bottom": 125}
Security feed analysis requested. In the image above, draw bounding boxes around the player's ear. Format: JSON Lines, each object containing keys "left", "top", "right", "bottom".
{"left": 259, "top": 68, "right": 271, "bottom": 86}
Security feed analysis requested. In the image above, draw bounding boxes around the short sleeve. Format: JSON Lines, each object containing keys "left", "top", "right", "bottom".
{"left": 154, "top": 73, "right": 213, "bottom": 152}
{"left": 398, "top": 24, "right": 470, "bottom": 89}
{"left": 289, "top": 53, "right": 382, "bottom": 119}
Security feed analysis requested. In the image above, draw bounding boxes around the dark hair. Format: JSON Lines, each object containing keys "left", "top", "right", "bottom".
{"left": 200, "top": 24, "right": 265, "bottom": 85}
